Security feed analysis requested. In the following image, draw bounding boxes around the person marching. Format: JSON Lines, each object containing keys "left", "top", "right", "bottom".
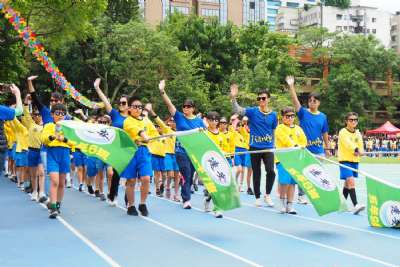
{"left": 41, "top": 104, "right": 72, "bottom": 218}
{"left": 230, "top": 84, "right": 278, "bottom": 207}
{"left": 159, "top": 80, "right": 205, "bottom": 209}
{"left": 275, "top": 107, "right": 307, "bottom": 214}
{"left": 218, "top": 116, "right": 235, "bottom": 167}
{"left": 338, "top": 112, "right": 365, "bottom": 215}
{"left": 286, "top": 76, "right": 330, "bottom": 205}
{"left": 238, "top": 116, "right": 254, "bottom": 195}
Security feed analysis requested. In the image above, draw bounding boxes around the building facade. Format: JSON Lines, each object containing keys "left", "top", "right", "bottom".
{"left": 390, "top": 12, "right": 400, "bottom": 54}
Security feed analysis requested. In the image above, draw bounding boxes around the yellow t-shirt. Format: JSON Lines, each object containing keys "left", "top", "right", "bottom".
{"left": 154, "top": 117, "right": 175, "bottom": 154}
{"left": 123, "top": 116, "right": 146, "bottom": 143}
{"left": 21, "top": 106, "right": 43, "bottom": 149}
{"left": 234, "top": 130, "right": 247, "bottom": 149}
{"left": 221, "top": 130, "right": 235, "bottom": 154}
{"left": 8, "top": 118, "right": 29, "bottom": 152}
{"left": 206, "top": 130, "right": 225, "bottom": 151}
{"left": 239, "top": 126, "right": 250, "bottom": 149}
{"left": 338, "top": 128, "right": 364, "bottom": 163}
{"left": 4, "top": 121, "right": 15, "bottom": 149}
{"left": 275, "top": 124, "right": 307, "bottom": 149}
{"left": 144, "top": 117, "right": 165, "bottom": 157}
{"left": 40, "top": 123, "right": 72, "bottom": 148}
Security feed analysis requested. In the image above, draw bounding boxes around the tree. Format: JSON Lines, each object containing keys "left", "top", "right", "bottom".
{"left": 105, "top": 0, "right": 139, "bottom": 24}
{"left": 324, "top": 0, "right": 351, "bottom": 9}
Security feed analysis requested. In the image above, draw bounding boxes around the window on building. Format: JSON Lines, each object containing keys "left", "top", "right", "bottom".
{"left": 201, "top": 8, "right": 219, "bottom": 18}
{"left": 349, "top": 26, "right": 354, "bottom": 32}
{"left": 392, "top": 36, "right": 397, "bottom": 42}
{"left": 268, "top": 8, "right": 278, "bottom": 15}
{"left": 372, "top": 29, "right": 376, "bottom": 34}
{"left": 250, "top": 1, "right": 256, "bottom": 9}
{"left": 372, "top": 17, "right": 377, "bottom": 23}
{"left": 171, "top": 6, "right": 190, "bottom": 15}
{"left": 336, "top": 26, "right": 342, "bottom": 31}
{"left": 268, "top": 16, "right": 276, "bottom": 24}
{"left": 392, "top": 25, "right": 398, "bottom": 31}
{"left": 267, "top": 1, "right": 281, "bottom": 7}
{"left": 336, "top": 14, "right": 343, "bottom": 20}
{"left": 344, "top": 26, "right": 347, "bottom": 31}
{"left": 287, "top": 2, "right": 299, "bottom": 8}
{"left": 367, "top": 29, "right": 370, "bottom": 33}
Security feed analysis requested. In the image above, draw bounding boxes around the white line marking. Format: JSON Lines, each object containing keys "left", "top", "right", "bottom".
{"left": 38, "top": 203, "right": 122, "bottom": 267}
{"left": 72, "top": 186, "right": 263, "bottom": 267}
{"left": 154, "top": 194, "right": 399, "bottom": 267}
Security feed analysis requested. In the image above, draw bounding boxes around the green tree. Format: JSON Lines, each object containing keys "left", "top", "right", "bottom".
{"left": 324, "top": 0, "right": 351, "bottom": 9}
{"left": 105, "top": 0, "right": 139, "bottom": 24}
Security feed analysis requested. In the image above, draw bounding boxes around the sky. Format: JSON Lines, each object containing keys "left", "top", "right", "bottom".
{"left": 359, "top": 0, "right": 400, "bottom": 13}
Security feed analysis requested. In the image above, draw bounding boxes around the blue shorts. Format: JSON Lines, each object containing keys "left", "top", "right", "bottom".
{"left": 86, "top": 157, "right": 98, "bottom": 177}
{"left": 164, "top": 153, "right": 179, "bottom": 171}
{"left": 7, "top": 148, "right": 13, "bottom": 158}
{"left": 28, "top": 148, "right": 42, "bottom": 167}
{"left": 73, "top": 150, "right": 87, "bottom": 167}
{"left": 47, "top": 147, "right": 71, "bottom": 174}
{"left": 277, "top": 163, "right": 296, "bottom": 185}
{"left": 95, "top": 158, "right": 108, "bottom": 171}
{"left": 234, "top": 147, "right": 251, "bottom": 167}
{"left": 152, "top": 154, "right": 165, "bottom": 172}
{"left": 339, "top": 161, "right": 359, "bottom": 180}
{"left": 10, "top": 144, "right": 16, "bottom": 160}
{"left": 121, "top": 146, "right": 152, "bottom": 179}
{"left": 15, "top": 151, "right": 28, "bottom": 167}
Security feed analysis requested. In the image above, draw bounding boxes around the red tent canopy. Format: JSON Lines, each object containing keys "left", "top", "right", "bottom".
{"left": 366, "top": 121, "right": 400, "bottom": 135}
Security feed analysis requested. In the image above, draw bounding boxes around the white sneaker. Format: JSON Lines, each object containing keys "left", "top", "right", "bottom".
{"left": 264, "top": 194, "right": 274, "bottom": 207}
{"left": 214, "top": 210, "right": 223, "bottom": 218}
{"left": 204, "top": 198, "right": 212, "bottom": 212}
{"left": 66, "top": 179, "right": 72, "bottom": 188}
{"left": 277, "top": 198, "right": 286, "bottom": 214}
{"left": 286, "top": 202, "right": 297, "bottom": 214}
{"left": 107, "top": 198, "right": 118, "bottom": 207}
{"left": 31, "top": 192, "right": 38, "bottom": 202}
{"left": 183, "top": 201, "right": 192, "bottom": 209}
{"left": 255, "top": 198, "right": 262, "bottom": 207}
{"left": 353, "top": 204, "right": 365, "bottom": 215}
{"left": 297, "top": 195, "right": 308, "bottom": 205}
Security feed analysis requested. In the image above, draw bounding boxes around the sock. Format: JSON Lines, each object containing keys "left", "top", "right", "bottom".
{"left": 342, "top": 187, "right": 349, "bottom": 199}
{"left": 280, "top": 198, "right": 286, "bottom": 209}
{"left": 348, "top": 188, "right": 358, "bottom": 206}
{"left": 51, "top": 203, "right": 57, "bottom": 210}
{"left": 287, "top": 201, "right": 293, "bottom": 211}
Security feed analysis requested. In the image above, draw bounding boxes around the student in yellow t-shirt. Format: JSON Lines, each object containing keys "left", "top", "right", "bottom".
{"left": 4, "top": 121, "right": 16, "bottom": 179}
{"left": 219, "top": 116, "right": 235, "bottom": 166}
{"left": 275, "top": 107, "right": 307, "bottom": 214}
{"left": 8, "top": 117, "right": 28, "bottom": 190}
{"left": 338, "top": 112, "right": 365, "bottom": 215}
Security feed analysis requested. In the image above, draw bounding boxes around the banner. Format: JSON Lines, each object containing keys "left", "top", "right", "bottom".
{"left": 0, "top": 3, "right": 102, "bottom": 109}
{"left": 366, "top": 176, "right": 400, "bottom": 228}
{"left": 275, "top": 149, "right": 346, "bottom": 216}
{"left": 178, "top": 130, "right": 241, "bottom": 211}
{"left": 59, "top": 120, "right": 137, "bottom": 174}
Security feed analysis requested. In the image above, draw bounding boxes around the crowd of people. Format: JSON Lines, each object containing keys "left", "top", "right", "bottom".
{"left": 1, "top": 75, "right": 368, "bottom": 220}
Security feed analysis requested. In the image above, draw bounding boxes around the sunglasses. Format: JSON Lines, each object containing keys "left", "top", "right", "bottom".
{"left": 183, "top": 105, "right": 193, "bottom": 109}
{"left": 347, "top": 118, "right": 358, "bottom": 122}
{"left": 210, "top": 118, "right": 219, "bottom": 122}
{"left": 284, "top": 114, "right": 295, "bottom": 118}
{"left": 98, "top": 120, "right": 108, "bottom": 124}
{"left": 50, "top": 98, "right": 59, "bottom": 103}
{"left": 32, "top": 113, "right": 41, "bottom": 117}
{"left": 130, "top": 104, "right": 143, "bottom": 110}
{"left": 220, "top": 121, "right": 227, "bottom": 124}
{"left": 119, "top": 101, "right": 127, "bottom": 106}
{"left": 257, "top": 96, "right": 267, "bottom": 101}
{"left": 53, "top": 111, "right": 65, "bottom": 116}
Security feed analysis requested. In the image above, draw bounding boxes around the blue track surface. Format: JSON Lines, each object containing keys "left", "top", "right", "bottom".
{"left": 1, "top": 164, "right": 399, "bottom": 267}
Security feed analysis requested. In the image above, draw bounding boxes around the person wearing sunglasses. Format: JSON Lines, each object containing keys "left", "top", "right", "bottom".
{"left": 159, "top": 80, "right": 205, "bottom": 209}
{"left": 230, "top": 84, "right": 278, "bottom": 208}
{"left": 286, "top": 76, "right": 330, "bottom": 205}
{"left": 94, "top": 78, "right": 130, "bottom": 207}
{"left": 338, "top": 112, "right": 365, "bottom": 215}
{"left": 40, "top": 104, "right": 72, "bottom": 219}
{"left": 275, "top": 107, "right": 307, "bottom": 214}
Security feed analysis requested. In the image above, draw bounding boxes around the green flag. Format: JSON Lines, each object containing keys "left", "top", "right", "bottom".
{"left": 366, "top": 176, "right": 400, "bottom": 228}
{"left": 177, "top": 130, "right": 240, "bottom": 211}
{"left": 275, "top": 149, "right": 346, "bottom": 216}
{"left": 59, "top": 120, "right": 137, "bottom": 174}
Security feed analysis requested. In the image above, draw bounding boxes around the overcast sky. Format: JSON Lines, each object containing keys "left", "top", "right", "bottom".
{"left": 359, "top": 0, "right": 400, "bottom": 13}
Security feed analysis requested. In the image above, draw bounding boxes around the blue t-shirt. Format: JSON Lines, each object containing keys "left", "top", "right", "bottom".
{"left": 0, "top": 105, "right": 15, "bottom": 121}
{"left": 109, "top": 108, "right": 127, "bottom": 129}
{"left": 245, "top": 107, "right": 278, "bottom": 149}
{"left": 174, "top": 111, "right": 205, "bottom": 153}
{"left": 298, "top": 107, "right": 329, "bottom": 154}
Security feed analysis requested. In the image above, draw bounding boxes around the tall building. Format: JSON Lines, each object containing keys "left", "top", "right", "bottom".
{"left": 390, "top": 12, "right": 400, "bottom": 54}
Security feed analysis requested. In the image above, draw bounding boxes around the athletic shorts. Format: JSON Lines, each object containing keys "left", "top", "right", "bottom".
{"left": 73, "top": 150, "right": 87, "bottom": 167}
{"left": 152, "top": 154, "right": 165, "bottom": 172}
{"left": 10, "top": 143, "right": 17, "bottom": 160}
{"left": 86, "top": 157, "right": 98, "bottom": 177}
{"left": 339, "top": 161, "right": 359, "bottom": 180}
{"left": 95, "top": 158, "right": 108, "bottom": 171}
{"left": 234, "top": 147, "right": 251, "bottom": 167}
{"left": 277, "top": 163, "right": 296, "bottom": 185}
{"left": 15, "top": 151, "right": 28, "bottom": 167}
{"left": 164, "top": 153, "right": 179, "bottom": 171}
{"left": 28, "top": 148, "right": 42, "bottom": 167}
{"left": 121, "top": 146, "right": 152, "bottom": 179}
{"left": 47, "top": 147, "right": 71, "bottom": 174}
{"left": 7, "top": 148, "right": 13, "bottom": 158}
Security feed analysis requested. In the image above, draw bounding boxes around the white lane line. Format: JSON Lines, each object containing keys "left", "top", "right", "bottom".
{"left": 72, "top": 186, "right": 263, "bottom": 267}
{"left": 153, "top": 195, "right": 399, "bottom": 267}
{"left": 38, "top": 203, "right": 122, "bottom": 267}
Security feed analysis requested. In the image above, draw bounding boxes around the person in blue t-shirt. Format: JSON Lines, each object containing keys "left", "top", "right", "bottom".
{"left": 94, "top": 78, "right": 129, "bottom": 206}
{"left": 230, "top": 84, "right": 278, "bottom": 208}
{"left": 286, "top": 76, "right": 330, "bottom": 204}
{"left": 159, "top": 80, "right": 205, "bottom": 210}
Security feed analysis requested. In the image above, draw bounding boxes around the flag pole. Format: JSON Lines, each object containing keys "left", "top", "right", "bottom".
{"left": 145, "top": 128, "right": 202, "bottom": 142}
{"left": 225, "top": 147, "right": 301, "bottom": 157}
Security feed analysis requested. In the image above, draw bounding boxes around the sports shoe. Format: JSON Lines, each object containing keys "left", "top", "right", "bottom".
{"left": 156, "top": 189, "right": 162, "bottom": 197}
{"left": 66, "top": 179, "right": 72, "bottom": 188}
{"left": 278, "top": 198, "right": 286, "bottom": 214}
{"left": 39, "top": 195, "right": 48, "bottom": 203}
{"left": 87, "top": 185, "right": 94, "bottom": 195}
{"left": 95, "top": 190, "right": 100, "bottom": 198}
{"left": 138, "top": 204, "right": 149, "bottom": 217}
{"left": 297, "top": 195, "right": 308, "bottom": 205}
{"left": 255, "top": 198, "right": 262, "bottom": 207}
{"left": 214, "top": 210, "right": 223, "bottom": 218}
{"left": 10, "top": 176, "right": 17, "bottom": 183}
{"left": 99, "top": 193, "right": 106, "bottom": 201}
{"left": 165, "top": 189, "right": 171, "bottom": 199}
{"left": 107, "top": 198, "right": 118, "bottom": 207}
{"left": 247, "top": 188, "right": 254, "bottom": 195}
{"left": 193, "top": 184, "right": 198, "bottom": 192}
{"left": 31, "top": 192, "right": 38, "bottom": 202}
{"left": 204, "top": 198, "right": 212, "bottom": 212}
{"left": 353, "top": 204, "right": 365, "bottom": 215}
{"left": 183, "top": 201, "right": 192, "bottom": 209}
{"left": 160, "top": 183, "right": 165, "bottom": 195}
{"left": 127, "top": 206, "right": 138, "bottom": 216}
{"left": 264, "top": 194, "right": 274, "bottom": 207}
{"left": 78, "top": 184, "right": 83, "bottom": 192}
{"left": 49, "top": 208, "right": 58, "bottom": 219}
{"left": 286, "top": 202, "right": 297, "bottom": 215}
{"left": 173, "top": 195, "right": 181, "bottom": 202}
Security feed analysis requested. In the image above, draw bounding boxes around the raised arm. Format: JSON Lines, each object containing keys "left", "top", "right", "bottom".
{"left": 10, "top": 84, "right": 23, "bottom": 117}
{"left": 158, "top": 80, "right": 176, "bottom": 116}
{"left": 285, "top": 76, "right": 301, "bottom": 112}
{"left": 94, "top": 78, "right": 112, "bottom": 114}
{"left": 27, "top": 75, "right": 46, "bottom": 112}
{"left": 229, "top": 84, "right": 245, "bottom": 116}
